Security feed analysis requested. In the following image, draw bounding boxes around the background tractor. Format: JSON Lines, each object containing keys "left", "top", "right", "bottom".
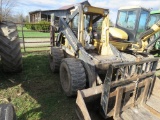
{"left": 0, "top": 21, "right": 22, "bottom": 120}
{"left": 0, "top": 21, "right": 22, "bottom": 72}
{"left": 49, "top": 4, "right": 160, "bottom": 120}
{"left": 146, "top": 10, "right": 160, "bottom": 52}
{"left": 110, "top": 6, "right": 160, "bottom": 53}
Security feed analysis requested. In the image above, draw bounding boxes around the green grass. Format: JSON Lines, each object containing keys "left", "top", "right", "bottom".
{"left": 17, "top": 27, "right": 50, "bottom": 38}
{"left": 0, "top": 52, "right": 78, "bottom": 120}
{"left": 21, "top": 48, "right": 50, "bottom": 53}
{"left": 0, "top": 51, "right": 160, "bottom": 120}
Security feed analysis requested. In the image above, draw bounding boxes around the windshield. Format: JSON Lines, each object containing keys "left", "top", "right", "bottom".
{"left": 84, "top": 14, "right": 103, "bottom": 40}
{"left": 117, "top": 10, "right": 137, "bottom": 30}
{"left": 147, "top": 14, "right": 160, "bottom": 28}
{"left": 136, "top": 10, "right": 150, "bottom": 39}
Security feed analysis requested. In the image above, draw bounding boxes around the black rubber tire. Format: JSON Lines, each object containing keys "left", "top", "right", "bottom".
{"left": 60, "top": 58, "right": 86, "bottom": 96}
{"left": 49, "top": 47, "right": 64, "bottom": 73}
{"left": 0, "top": 103, "right": 17, "bottom": 120}
{"left": 0, "top": 21, "right": 22, "bottom": 72}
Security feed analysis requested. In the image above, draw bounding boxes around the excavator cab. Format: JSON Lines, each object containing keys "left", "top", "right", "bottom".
{"left": 112, "top": 6, "right": 160, "bottom": 52}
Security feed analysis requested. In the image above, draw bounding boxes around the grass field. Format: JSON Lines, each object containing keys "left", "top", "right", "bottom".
{"left": 17, "top": 26, "right": 51, "bottom": 52}
{"left": 17, "top": 27, "right": 50, "bottom": 38}
{"left": 0, "top": 51, "right": 160, "bottom": 120}
{"left": 0, "top": 52, "right": 78, "bottom": 120}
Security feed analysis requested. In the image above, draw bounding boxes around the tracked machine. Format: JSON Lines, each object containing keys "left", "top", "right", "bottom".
{"left": 110, "top": 6, "right": 160, "bottom": 69}
{"left": 49, "top": 4, "right": 160, "bottom": 120}
{"left": 110, "top": 6, "right": 160, "bottom": 53}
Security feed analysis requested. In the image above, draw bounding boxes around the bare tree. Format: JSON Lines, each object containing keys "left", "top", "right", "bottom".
{"left": 11, "top": 12, "right": 25, "bottom": 23}
{"left": 0, "top": 0, "right": 17, "bottom": 21}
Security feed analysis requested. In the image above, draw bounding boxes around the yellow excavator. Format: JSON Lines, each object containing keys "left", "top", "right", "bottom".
{"left": 49, "top": 4, "right": 160, "bottom": 120}
{"left": 110, "top": 6, "right": 160, "bottom": 53}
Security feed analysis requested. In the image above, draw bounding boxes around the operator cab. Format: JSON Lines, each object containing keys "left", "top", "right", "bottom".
{"left": 83, "top": 13, "right": 103, "bottom": 50}
{"left": 116, "top": 6, "right": 150, "bottom": 43}
{"left": 71, "top": 12, "right": 103, "bottom": 50}
{"left": 69, "top": 5, "right": 109, "bottom": 53}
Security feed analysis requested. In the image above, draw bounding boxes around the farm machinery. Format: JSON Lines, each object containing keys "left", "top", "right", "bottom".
{"left": 49, "top": 4, "right": 160, "bottom": 120}
{"left": 147, "top": 10, "right": 160, "bottom": 51}
{"left": 0, "top": 21, "right": 22, "bottom": 120}
{"left": 0, "top": 21, "right": 22, "bottom": 72}
{"left": 110, "top": 6, "right": 160, "bottom": 69}
{"left": 111, "top": 6, "right": 160, "bottom": 53}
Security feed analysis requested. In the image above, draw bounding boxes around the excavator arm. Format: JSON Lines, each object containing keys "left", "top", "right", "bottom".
{"left": 135, "top": 20, "right": 160, "bottom": 52}
{"left": 140, "top": 20, "right": 160, "bottom": 42}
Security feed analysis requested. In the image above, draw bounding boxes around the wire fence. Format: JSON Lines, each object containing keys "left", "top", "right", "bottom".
{"left": 16, "top": 23, "right": 52, "bottom": 53}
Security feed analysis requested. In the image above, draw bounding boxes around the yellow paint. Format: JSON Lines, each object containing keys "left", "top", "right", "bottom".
{"left": 100, "top": 15, "right": 110, "bottom": 55}
{"left": 151, "top": 24, "right": 160, "bottom": 32}
{"left": 109, "top": 27, "right": 128, "bottom": 40}
{"left": 110, "top": 41, "right": 130, "bottom": 51}
{"left": 64, "top": 38, "right": 69, "bottom": 47}
{"left": 84, "top": 5, "right": 106, "bottom": 16}
{"left": 93, "top": 39, "right": 103, "bottom": 53}
{"left": 132, "top": 22, "right": 160, "bottom": 52}
{"left": 141, "top": 24, "right": 160, "bottom": 42}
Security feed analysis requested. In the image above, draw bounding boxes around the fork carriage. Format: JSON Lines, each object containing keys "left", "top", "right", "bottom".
{"left": 76, "top": 58, "right": 160, "bottom": 120}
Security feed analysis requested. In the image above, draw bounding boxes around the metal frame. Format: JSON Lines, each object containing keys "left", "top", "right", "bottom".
{"left": 76, "top": 57, "right": 159, "bottom": 120}
{"left": 49, "top": 4, "right": 160, "bottom": 120}
{"left": 54, "top": 4, "right": 110, "bottom": 87}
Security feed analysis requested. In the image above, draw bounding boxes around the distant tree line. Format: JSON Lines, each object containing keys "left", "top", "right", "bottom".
{"left": 0, "top": 0, "right": 29, "bottom": 22}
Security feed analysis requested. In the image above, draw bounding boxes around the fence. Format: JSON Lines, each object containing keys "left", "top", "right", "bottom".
{"left": 16, "top": 23, "right": 52, "bottom": 52}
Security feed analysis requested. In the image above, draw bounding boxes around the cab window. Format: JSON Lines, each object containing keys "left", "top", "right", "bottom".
{"left": 137, "top": 10, "right": 149, "bottom": 39}
{"left": 117, "top": 10, "right": 137, "bottom": 30}
{"left": 71, "top": 14, "right": 79, "bottom": 36}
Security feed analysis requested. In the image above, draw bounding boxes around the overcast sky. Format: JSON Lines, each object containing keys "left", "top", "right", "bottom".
{"left": 15, "top": 0, "right": 160, "bottom": 23}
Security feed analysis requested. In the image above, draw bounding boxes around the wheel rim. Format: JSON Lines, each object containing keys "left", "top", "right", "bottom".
{"left": 61, "top": 65, "right": 70, "bottom": 93}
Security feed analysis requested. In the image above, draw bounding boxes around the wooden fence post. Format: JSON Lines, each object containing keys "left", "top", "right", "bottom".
{"left": 21, "top": 21, "right": 26, "bottom": 52}
{"left": 50, "top": 14, "right": 55, "bottom": 46}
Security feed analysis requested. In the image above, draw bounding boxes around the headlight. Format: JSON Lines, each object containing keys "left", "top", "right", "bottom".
{"left": 104, "top": 10, "right": 109, "bottom": 16}
{"left": 84, "top": 7, "right": 88, "bottom": 12}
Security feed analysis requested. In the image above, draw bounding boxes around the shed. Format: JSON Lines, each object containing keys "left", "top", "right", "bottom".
{"left": 29, "top": 1, "right": 90, "bottom": 23}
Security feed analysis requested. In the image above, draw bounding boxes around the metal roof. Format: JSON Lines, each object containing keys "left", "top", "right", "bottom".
{"left": 58, "top": 0, "right": 90, "bottom": 10}
{"left": 119, "top": 6, "right": 149, "bottom": 10}
{"left": 29, "top": 0, "right": 90, "bottom": 14}
{"left": 58, "top": 4, "right": 74, "bottom": 10}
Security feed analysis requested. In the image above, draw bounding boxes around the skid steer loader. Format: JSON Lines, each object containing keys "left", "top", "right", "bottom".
{"left": 49, "top": 4, "right": 160, "bottom": 119}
